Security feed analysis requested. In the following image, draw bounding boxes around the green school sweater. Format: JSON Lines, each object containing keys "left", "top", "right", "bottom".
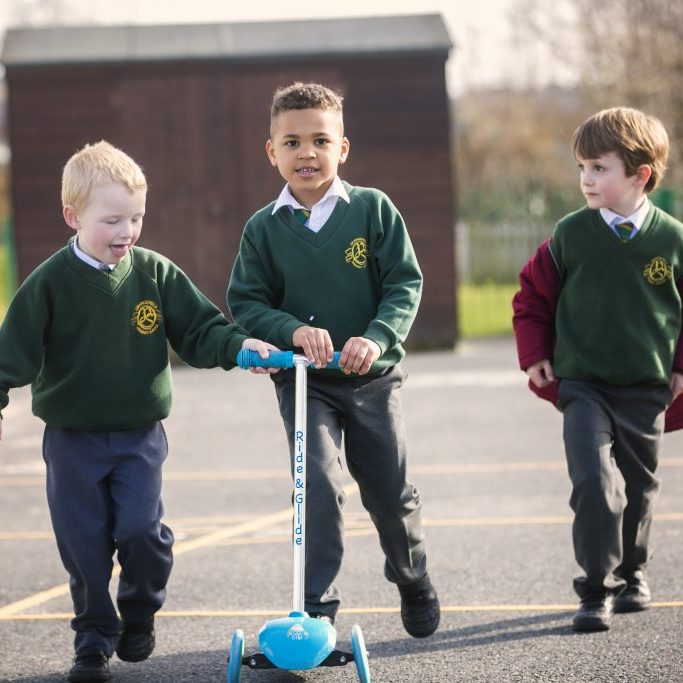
{"left": 551, "top": 205, "right": 683, "bottom": 385}
{"left": 0, "top": 239, "right": 248, "bottom": 430}
{"left": 227, "top": 182, "right": 423, "bottom": 372}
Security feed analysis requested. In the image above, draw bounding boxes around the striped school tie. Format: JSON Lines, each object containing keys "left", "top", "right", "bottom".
{"left": 615, "top": 221, "right": 635, "bottom": 241}
{"left": 293, "top": 208, "right": 311, "bottom": 226}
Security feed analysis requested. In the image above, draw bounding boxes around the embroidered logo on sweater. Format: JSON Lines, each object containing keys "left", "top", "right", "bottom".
{"left": 643, "top": 257, "right": 673, "bottom": 285}
{"left": 131, "top": 300, "right": 162, "bottom": 335}
{"left": 344, "top": 237, "right": 368, "bottom": 269}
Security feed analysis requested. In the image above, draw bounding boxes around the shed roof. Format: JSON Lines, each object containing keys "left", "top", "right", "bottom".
{"left": 1, "top": 13, "right": 452, "bottom": 67}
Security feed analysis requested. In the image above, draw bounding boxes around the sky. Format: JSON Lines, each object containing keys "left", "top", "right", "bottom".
{"left": 0, "top": 0, "right": 550, "bottom": 96}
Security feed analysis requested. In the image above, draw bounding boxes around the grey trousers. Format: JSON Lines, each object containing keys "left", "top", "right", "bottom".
{"left": 558, "top": 379, "right": 670, "bottom": 597}
{"left": 272, "top": 364, "right": 427, "bottom": 617}
{"left": 43, "top": 423, "right": 174, "bottom": 656}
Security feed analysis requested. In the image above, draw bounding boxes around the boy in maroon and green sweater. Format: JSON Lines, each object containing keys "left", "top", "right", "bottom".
{"left": 0, "top": 141, "right": 276, "bottom": 683}
{"left": 228, "top": 82, "right": 440, "bottom": 637}
{"left": 513, "top": 107, "right": 683, "bottom": 632}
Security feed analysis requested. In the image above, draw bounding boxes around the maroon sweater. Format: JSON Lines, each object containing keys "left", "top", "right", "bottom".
{"left": 512, "top": 239, "right": 683, "bottom": 432}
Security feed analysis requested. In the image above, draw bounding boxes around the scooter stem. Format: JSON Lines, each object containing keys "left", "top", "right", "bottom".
{"left": 292, "top": 357, "right": 308, "bottom": 613}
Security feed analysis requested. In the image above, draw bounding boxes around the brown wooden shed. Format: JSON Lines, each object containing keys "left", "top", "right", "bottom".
{"left": 2, "top": 14, "right": 456, "bottom": 348}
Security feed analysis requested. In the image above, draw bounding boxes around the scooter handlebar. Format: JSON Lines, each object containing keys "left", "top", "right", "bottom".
{"left": 237, "top": 349, "right": 342, "bottom": 370}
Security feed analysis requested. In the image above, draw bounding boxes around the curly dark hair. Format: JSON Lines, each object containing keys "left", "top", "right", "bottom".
{"left": 270, "top": 82, "right": 344, "bottom": 120}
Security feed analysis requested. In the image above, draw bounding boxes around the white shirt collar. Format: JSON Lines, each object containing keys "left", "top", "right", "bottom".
{"left": 600, "top": 197, "right": 651, "bottom": 231}
{"left": 72, "top": 237, "right": 115, "bottom": 271}
{"left": 271, "top": 176, "right": 350, "bottom": 214}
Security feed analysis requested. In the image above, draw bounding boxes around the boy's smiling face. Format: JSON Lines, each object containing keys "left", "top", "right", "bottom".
{"left": 63, "top": 182, "right": 146, "bottom": 264}
{"left": 266, "top": 107, "right": 350, "bottom": 208}
{"left": 577, "top": 151, "right": 651, "bottom": 217}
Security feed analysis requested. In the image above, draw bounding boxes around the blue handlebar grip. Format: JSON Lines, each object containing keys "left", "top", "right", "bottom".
{"left": 237, "top": 350, "right": 294, "bottom": 369}
{"left": 237, "top": 350, "right": 343, "bottom": 370}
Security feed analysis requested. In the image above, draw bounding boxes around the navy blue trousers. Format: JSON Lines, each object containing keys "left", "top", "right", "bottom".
{"left": 43, "top": 423, "right": 174, "bottom": 656}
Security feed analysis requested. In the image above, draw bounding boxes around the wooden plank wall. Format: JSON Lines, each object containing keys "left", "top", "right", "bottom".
{"left": 6, "top": 53, "right": 456, "bottom": 348}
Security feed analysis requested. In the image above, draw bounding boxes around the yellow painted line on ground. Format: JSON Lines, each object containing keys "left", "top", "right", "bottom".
{"left": 426, "top": 513, "right": 683, "bottom": 526}
{"left": 413, "top": 457, "right": 683, "bottom": 475}
{"left": 0, "top": 476, "right": 45, "bottom": 486}
{"left": 0, "top": 531, "right": 56, "bottom": 540}
{"left": 427, "top": 516, "right": 572, "bottom": 526}
{"left": 0, "top": 470, "right": 291, "bottom": 487}
{"left": 211, "top": 528, "right": 378, "bottom": 546}
{"left": 165, "top": 469, "right": 291, "bottom": 482}
{"left": 3, "top": 602, "right": 683, "bottom": 622}
{"left": 4, "top": 456, "right": 683, "bottom": 488}
{"left": 5, "top": 512, "right": 683, "bottom": 543}
{"left": 0, "top": 482, "right": 359, "bottom": 617}
{"left": 0, "top": 583, "right": 77, "bottom": 618}
{"left": 168, "top": 514, "right": 253, "bottom": 525}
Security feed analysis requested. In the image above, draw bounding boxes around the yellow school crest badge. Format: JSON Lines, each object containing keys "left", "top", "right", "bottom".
{"left": 131, "top": 300, "right": 162, "bottom": 335}
{"left": 643, "top": 257, "right": 673, "bottom": 285}
{"left": 345, "top": 237, "right": 368, "bottom": 269}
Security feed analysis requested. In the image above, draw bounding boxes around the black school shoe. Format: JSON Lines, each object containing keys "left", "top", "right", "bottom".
{"left": 572, "top": 592, "right": 614, "bottom": 632}
{"left": 614, "top": 571, "right": 651, "bottom": 613}
{"left": 115, "top": 619, "right": 155, "bottom": 662}
{"left": 68, "top": 651, "right": 110, "bottom": 683}
{"left": 399, "top": 574, "right": 441, "bottom": 638}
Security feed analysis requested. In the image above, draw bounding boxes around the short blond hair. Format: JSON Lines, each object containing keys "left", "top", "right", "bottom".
{"left": 572, "top": 107, "right": 669, "bottom": 193}
{"left": 61, "top": 141, "right": 147, "bottom": 212}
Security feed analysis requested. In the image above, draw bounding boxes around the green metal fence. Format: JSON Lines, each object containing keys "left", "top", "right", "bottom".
{"left": 457, "top": 189, "right": 682, "bottom": 338}
{"left": 456, "top": 219, "right": 550, "bottom": 338}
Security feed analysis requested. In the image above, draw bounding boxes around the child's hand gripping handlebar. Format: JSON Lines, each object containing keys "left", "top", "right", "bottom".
{"left": 237, "top": 350, "right": 342, "bottom": 370}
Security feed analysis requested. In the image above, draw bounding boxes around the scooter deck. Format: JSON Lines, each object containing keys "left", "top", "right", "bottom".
{"left": 242, "top": 649, "right": 356, "bottom": 670}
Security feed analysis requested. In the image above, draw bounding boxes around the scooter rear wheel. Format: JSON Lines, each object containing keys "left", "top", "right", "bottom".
{"left": 350, "top": 624, "right": 371, "bottom": 682}
{"left": 227, "top": 629, "right": 244, "bottom": 683}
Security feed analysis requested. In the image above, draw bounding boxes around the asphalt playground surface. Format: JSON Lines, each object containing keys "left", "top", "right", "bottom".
{"left": 1, "top": 337, "right": 682, "bottom": 682}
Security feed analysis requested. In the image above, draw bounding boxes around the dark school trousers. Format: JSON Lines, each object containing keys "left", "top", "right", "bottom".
{"left": 43, "top": 423, "right": 174, "bottom": 656}
{"left": 557, "top": 379, "right": 670, "bottom": 597}
{"left": 272, "top": 364, "right": 427, "bottom": 617}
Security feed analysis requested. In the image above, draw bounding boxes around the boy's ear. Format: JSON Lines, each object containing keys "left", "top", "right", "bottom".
{"left": 338, "top": 137, "right": 350, "bottom": 165}
{"left": 635, "top": 164, "right": 652, "bottom": 188}
{"left": 63, "top": 205, "right": 79, "bottom": 231}
{"left": 265, "top": 139, "right": 277, "bottom": 167}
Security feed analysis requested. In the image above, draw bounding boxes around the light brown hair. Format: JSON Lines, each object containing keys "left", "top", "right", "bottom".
{"left": 572, "top": 107, "right": 669, "bottom": 193}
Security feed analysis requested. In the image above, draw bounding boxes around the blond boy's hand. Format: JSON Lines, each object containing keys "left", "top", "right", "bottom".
{"left": 340, "top": 337, "right": 381, "bottom": 376}
{"left": 526, "top": 359, "right": 555, "bottom": 389}
{"left": 292, "top": 325, "right": 334, "bottom": 369}
{"left": 240, "top": 338, "right": 280, "bottom": 374}
{"left": 670, "top": 371, "right": 683, "bottom": 401}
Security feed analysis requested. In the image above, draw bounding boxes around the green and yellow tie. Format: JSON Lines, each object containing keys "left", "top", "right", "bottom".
{"left": 293, "top": 208, "right": 311, "bottom": 225}
{"left": 615, "top": 221, "right": 635, "bottom": 241}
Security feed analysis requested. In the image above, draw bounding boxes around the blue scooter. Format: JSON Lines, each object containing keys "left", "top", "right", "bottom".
{"left": 228, "top": 350, "right": 371, "bottom": 682}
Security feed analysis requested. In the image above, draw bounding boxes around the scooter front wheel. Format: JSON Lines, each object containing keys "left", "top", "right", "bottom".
{"left": 350, "top": 624, "right": 371, "bottom": 683}
{"left": 227, "top": 629, "right": 245, "bottom": 683}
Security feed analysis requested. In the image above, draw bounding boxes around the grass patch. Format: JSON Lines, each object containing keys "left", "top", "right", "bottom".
{"left": 458, "top": 281, "right": 518, "bottom": 338}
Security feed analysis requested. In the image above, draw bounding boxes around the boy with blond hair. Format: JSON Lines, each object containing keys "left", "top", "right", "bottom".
{"left": 513, "top": 107, "right": 683, "bottom": 632}
{"left": 228, "top": 82, "right": 440, "bottom": 638}
{"left": 0, "top": 141, "right": 275, "bottom": 682}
